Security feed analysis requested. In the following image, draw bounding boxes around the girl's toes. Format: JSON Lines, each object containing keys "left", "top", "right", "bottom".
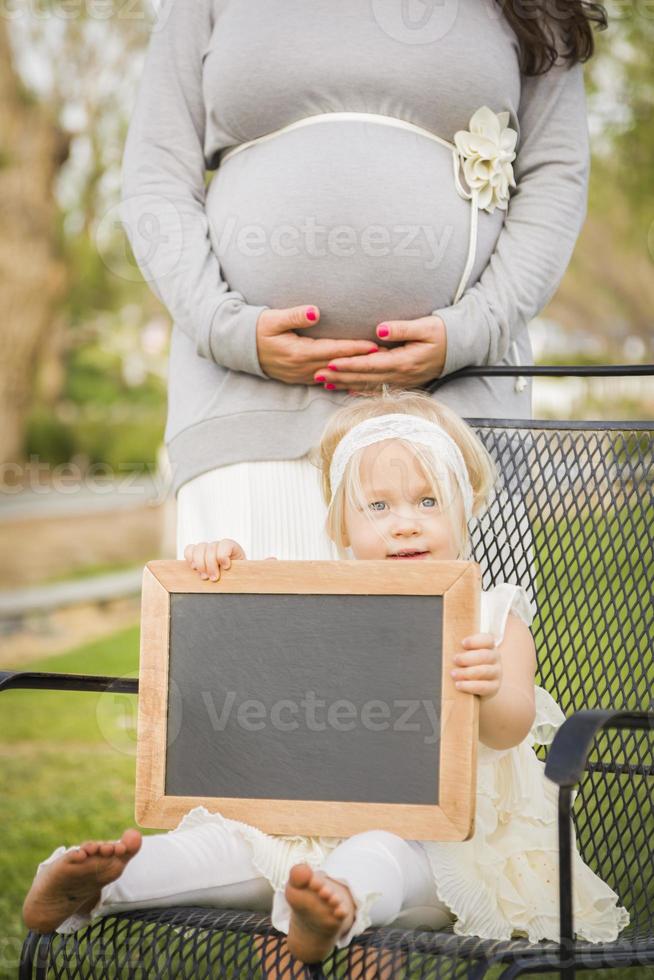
{"left": 288, "top": 863, "right": 312, "bottom": 888}
{"left": 68, "top": 849, "right": 88, "bottom": 864}
{"left": 122, "top": 829, "right": 142, "bottom": 853}
{"left": 80, "top": 842, "right": 98, "bottom": 855}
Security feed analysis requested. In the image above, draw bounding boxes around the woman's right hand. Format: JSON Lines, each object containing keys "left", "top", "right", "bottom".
{"left": 256, "top": 306, "right": 379, "bottom": 385}
{"left": 184, "top": 539, "right": 246, "bottom": 581}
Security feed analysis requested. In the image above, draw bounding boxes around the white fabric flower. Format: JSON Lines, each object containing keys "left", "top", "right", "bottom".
{"left": 454, "top": 106, "right": 518, "bottom": 213}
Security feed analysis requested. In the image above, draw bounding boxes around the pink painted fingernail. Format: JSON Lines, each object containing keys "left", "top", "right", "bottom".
{"left": 315, "top": 375, "right": 326, "bottom": 382}
{"left": 369, "top": 348, "right": 379, "bottom": 353}
{"left": 327, "top": 364, "right": 338, "bottom": 371}
{"left": 325, "top": 383, "right": 336, "bottom": 390}
{"left": 306, "top": 307, "right": 317, "bottom": 321}
{"left": 377, "top": 325, "right": 389, "bottom": 338}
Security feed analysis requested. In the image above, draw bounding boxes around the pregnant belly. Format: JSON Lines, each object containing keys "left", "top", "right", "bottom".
{"left": 206, "top": 121, "right": 505, "bottom": 344}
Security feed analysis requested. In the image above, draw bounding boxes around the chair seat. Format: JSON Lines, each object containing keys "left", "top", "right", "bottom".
{"left": 24, "top": 907, "right": 654, "bottom": 979}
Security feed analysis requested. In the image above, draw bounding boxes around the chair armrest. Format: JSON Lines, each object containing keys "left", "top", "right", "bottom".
{"left": 543, "top": 710, "right": 653, "bottom": 977}
{"left": 0, "top": 670, "right": 138, "bottom": 695}
{"left": 544, "top": 708, "right": 654, "bottom": 787}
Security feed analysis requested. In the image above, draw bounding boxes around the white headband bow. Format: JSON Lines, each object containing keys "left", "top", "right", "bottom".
{"left": 329, "top": 413, "right": 474, "bottom": 523}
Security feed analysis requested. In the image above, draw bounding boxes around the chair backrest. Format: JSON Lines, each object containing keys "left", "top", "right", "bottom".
{"left": 467, "top": 418, "right": 653, "bottom": 939}
{"left": 467, "top": 419, "right": 652, "bottom": 715}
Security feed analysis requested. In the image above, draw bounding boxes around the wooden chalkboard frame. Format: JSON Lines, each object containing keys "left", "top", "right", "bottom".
{"left": 136, "top": 559, "right": 480, "bottom": 841}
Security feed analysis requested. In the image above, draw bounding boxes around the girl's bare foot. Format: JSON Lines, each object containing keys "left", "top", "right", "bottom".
{"left": 348, "top": 943, "right": 408, "bottom": 979}
{"left": 285, "top": 862, "right": 356, "bottom": 964}
{"left": 253, "top": 934, "right": 311, "bottom": 979}
{"left": 254, "top": 934, "right": 402, "bottom": 979}
{"left": 23, "top": 829, "right": 142, "bottom": 933}
{"left": 254, "top": 933, "right": 405, "bottom": 980}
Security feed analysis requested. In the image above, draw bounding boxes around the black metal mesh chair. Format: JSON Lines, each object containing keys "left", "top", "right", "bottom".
{"left": 3, "top": 366, "right": 653, "bottom": 979}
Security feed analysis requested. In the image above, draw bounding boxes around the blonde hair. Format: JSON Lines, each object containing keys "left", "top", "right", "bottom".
{"left": 311, "top": 386, "right": 499, "bottom": 560}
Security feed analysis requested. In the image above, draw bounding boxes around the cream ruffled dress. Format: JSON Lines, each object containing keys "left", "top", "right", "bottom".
{"left": 168, "top": 583, "right": 630, "bottom": 945}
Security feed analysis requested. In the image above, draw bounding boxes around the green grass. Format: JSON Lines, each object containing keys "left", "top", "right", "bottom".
{"left": 0, "top": 629, "right": 141, "bottom": 979}
{"left": 529, "top": 504, "right": 653, "bottom": 716}
{"left": 1, "top": 501, "right": 652, "bottom": 977}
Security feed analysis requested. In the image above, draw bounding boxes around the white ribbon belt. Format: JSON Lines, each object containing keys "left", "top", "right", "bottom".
{"left": 220, "top": 110, "right": 479, "bottom": 306}
{"left": 220, "top": 110, "right": 527, "bottom": 394}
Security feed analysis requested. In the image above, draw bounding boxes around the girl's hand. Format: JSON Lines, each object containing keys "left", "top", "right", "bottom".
{"left": 312, "top": 315, "right": 447, "bottom": 394}
{"left": 451, "top": 632, "right": 502, "bottom": 698}
{"left": 184, "top": 539, "right": 246, "bottom": 581}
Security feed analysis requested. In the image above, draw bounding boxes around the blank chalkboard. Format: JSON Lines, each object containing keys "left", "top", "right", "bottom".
{"left": 136, "top": 559, "right": 480, "bottom": 841}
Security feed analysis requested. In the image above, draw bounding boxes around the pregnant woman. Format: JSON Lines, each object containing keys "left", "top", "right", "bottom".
{"left": 120, "top": 0, "right": 601, "bottom": 562}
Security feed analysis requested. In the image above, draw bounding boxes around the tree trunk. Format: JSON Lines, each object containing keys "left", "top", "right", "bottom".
{"left": 0, "top": 21, "right": 71, "bottom": 477}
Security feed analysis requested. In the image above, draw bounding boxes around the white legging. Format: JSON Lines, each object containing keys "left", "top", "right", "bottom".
{"left": 51, "top": 823, "right": 454, "bottom": 944}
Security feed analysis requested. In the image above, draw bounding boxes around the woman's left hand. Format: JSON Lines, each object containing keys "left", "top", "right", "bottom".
{"left": 313, "top": 314, "right": 447, "bottom": 393}
{"left": 451, "top": 633, "right": 502, "bottom": 698}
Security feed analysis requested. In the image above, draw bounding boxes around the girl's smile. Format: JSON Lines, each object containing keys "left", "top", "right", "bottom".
{"left": 387, "top": 551, "right": 431, "bottom": 559}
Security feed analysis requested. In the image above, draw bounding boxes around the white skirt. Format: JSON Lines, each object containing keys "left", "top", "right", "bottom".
{"left": 176, "top": 452, "right": 345, "bottom": 560}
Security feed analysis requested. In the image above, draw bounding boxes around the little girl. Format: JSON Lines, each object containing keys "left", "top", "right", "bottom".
{"left": 23, "top": 390, "right": 629, "bottom": 975}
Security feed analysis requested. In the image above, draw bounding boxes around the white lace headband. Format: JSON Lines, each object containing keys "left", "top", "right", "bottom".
{"left": 329, "top": 413, "right": 474, "bottom": 523}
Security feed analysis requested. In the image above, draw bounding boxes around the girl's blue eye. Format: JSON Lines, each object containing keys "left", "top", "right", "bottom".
{"left": 368, "top": 497, "right": 437, "bottom": 511}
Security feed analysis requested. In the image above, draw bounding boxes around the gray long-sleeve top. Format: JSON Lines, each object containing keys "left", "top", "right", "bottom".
{"left": 120, "top": 0, "right": 590, "bottom": 497}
